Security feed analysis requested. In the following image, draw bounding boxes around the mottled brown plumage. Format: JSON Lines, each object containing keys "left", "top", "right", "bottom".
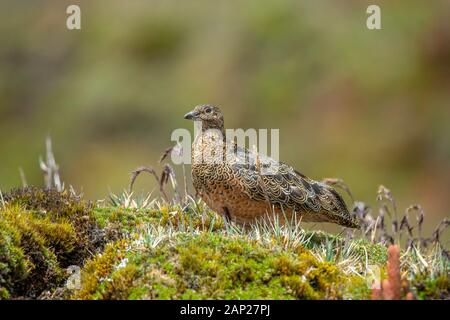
{"left": 184, "top": 105, "right": 359, "bottom": 228}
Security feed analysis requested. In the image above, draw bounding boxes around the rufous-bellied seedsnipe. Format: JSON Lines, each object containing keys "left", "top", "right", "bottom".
{"left": 184, "top": 105, "right": 359, "bottom": 228}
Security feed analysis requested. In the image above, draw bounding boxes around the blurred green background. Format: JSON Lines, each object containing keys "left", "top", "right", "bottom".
{"left": 0, "top": 0, "right": 449, "bottom": 236}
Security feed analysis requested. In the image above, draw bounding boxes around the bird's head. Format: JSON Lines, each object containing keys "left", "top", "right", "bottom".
{"left": 184, "top": 104, "right": 224, "bottom": 131}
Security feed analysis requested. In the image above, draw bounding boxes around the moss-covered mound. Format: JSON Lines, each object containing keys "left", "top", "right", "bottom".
{"left": 72, "top": 233, "right": 369, "bottom": 300}
{"left": 0, "top": 187, "right": 448, "bottom": 300}
{"left": 0, "top": 187, "right": 106, "bottom": 298}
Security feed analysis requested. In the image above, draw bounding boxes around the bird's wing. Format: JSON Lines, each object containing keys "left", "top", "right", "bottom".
{"left": 228, "top": 143, "right": 357, "bottom": 227}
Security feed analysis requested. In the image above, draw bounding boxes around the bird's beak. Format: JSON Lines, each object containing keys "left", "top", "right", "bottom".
{"left": 184, "top": 110, "right": 197, "bottom": 120}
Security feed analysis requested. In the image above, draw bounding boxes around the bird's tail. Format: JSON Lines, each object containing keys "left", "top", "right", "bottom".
{"left": 326, "top": 187, "right": 360, "bottom": 228}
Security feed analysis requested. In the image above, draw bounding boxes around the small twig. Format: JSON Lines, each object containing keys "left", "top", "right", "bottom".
{"left": 431, "top": 218, "right": 449, "bottom": 245}
{"left": 159, "top": 146, "right": 175, "bottom": 164}
{"left": 182, "top": 163, "right": 189, "bottom": 203}
{"left": 377, "top": 185, "right": 400, "bottom": 245}
{"left": 18, "top": 166, "right": 28, "bottom": 187}
{"left": 39, "top": 136, "right": 63, "bottom": 191}
{"left": 399, "top": 215, "right": 412, "bottom": 237}
{"left": 0, "top": 189, "right": 5, "bottom": 209}
{"left": 129, "top": 166, "right": 169, "bottom": 202}
{"left": 161, "top": 164, "right": 180, "bottom": 203}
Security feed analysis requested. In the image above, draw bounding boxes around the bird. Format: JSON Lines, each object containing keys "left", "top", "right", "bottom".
{"left": 184, "top": 104, "right": 359, "bottom": 228}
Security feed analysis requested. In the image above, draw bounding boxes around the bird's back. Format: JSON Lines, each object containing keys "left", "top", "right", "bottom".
{"left": 191, "top": 132, "right": 359, "bottom": 228}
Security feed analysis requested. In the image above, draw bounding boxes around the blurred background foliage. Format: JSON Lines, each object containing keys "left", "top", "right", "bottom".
{"left": 0, "top": 0, "right": 449, "bottom": 236}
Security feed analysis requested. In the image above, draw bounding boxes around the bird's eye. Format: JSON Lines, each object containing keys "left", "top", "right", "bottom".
{"left": 205, "top": 107, "right": 212, "bottom": 114}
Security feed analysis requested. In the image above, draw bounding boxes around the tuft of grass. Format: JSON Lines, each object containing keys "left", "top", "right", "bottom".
{"left": 353, "top": 185, "right": 449, "bottom": 256}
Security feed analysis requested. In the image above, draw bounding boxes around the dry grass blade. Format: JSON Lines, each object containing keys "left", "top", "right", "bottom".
{"left": 432, "top": 218, "right": 449, "bottom": 244}
{"left": 377, "top": 185, "right": 402, "bottom": 245}
{"left": 406, "top": 205, "right": 424, "bottom": 234}
{"left": 399, "top": 215, "right": 413, "bottom": 238}
{"left": 19, "top": 166, "right": 28, "bottom": 187}
{"left": 159, "top": 146, "right": 175, "bottom": 164}
{"left": 322, "top": 178, "right": 354, "bottom": 202}
{"left": 129, "top": 166, "right": 169, "bottom": 202}
{"left": 377, "top": 185, "right": 397, "bottom": 213}
{"left": 39, "top": 136, "right": 63, "bottom": 191}
{"left": 0, "top": 189, "right": 5, "bottom": 209}
{"left": 161, "top": 163, "right": 180, "bottom": 203}
{"left": 159, "top": 143, "right": 183, "bottom": 164}
{"left": 160, "top": 164, "right": 172, "bottom": 186}
{"left": 182, "top": 163, "right": 189, "bottom": 202}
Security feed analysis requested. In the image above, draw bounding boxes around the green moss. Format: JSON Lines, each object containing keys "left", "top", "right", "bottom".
{"left": 412, "top": 273, "right": 450, "bottom": 300}
{"left": 4, "top": 187, "right": 91, "bottom": 220}
{"left": 302, "top": 230, "right": 387, "bottom": 265}
{"left": 0, "top": 187, "right": 109, "bottom": 299}
{"left": 72, "top": 240, "right": 128, "bottom": 300}
{"left": 0, "top": 214, "right": 28, "bottom": 298}
{"left": 1, "top": 187, "right": 445, "bottom": 300}
{"left": 92, "top": 207, "right": 155, "bottom": 235}
{"left": 0, "top": 204, "right": 67, "bottom": 298}
{"left": 74, "top": 232, "right": 369, "bottom": 300}
{"left": 352, "top": 240, "right": 387, "bottom": 265}
{"left": 92, "top": 203, "right": 223, "bottom": 239}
